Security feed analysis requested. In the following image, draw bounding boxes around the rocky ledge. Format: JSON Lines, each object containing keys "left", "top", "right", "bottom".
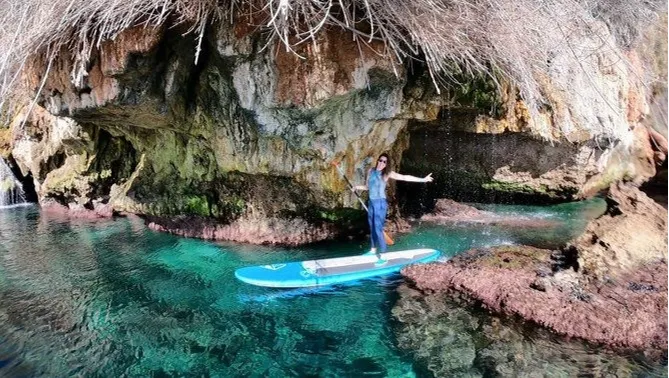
{"left": 401, "top": 182, "right": 668, "bottom": 354}
{"left": 420, "top": 198, "right": 559, "bottom": 228}
{"left": 146, "top": 214, "right": 340, "bottom": 246}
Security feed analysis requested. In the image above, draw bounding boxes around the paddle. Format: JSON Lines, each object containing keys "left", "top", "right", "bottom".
{"left": 332, "top": 162, "right": 394, "bottom": 246}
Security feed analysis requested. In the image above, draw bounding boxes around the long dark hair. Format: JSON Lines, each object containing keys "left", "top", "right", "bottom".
{"left": 377, "top": 152, "right": 391, "bottom": 177}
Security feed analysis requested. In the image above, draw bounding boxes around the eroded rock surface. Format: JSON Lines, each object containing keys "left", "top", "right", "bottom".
{"left": 392, "top": 284, "right": 662, "bottom": 377}
{"left": 401, "top": 183, "right": 668, "bottom": 352}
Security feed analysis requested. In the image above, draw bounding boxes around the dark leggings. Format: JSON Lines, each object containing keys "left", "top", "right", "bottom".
{"left": 368, "top": 198, "right": 388, "bottom": 253}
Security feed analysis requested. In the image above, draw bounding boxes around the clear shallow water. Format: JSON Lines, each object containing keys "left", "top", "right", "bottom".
{"left": 0, "top": 200, "right": 664, "bottom": 377}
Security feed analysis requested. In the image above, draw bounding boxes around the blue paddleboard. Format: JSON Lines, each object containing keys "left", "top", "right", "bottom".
{"left": 235, "top": 248, "right": 441, "bottom": 288}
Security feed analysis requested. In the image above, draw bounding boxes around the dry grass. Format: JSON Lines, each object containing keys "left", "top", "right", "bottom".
{"left": 0, "top": 0, "right": 664, "bottom": 139}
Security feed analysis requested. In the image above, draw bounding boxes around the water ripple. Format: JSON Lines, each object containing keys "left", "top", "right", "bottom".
{"left": 0, "top": 202, "right": 665, "bottom": 377}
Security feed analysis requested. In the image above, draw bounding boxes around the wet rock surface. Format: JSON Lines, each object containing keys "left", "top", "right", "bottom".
{"left": 420, "top": 198, "right": 559, "bottom": 228}
{"left": 567, "top": 181, "right": 668, "bottom": 279}
{"left": 392, "top": 285, "right": 661, "bottom": 377}
{"left": 146, "top": 214, "right": 341, "bottom": 246}
{"left": 401, "top": 183, "right": 668, "bottom": 354}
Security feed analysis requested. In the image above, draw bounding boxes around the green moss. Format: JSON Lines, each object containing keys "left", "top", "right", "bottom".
{"left": 145, "top": 193, "right": 246, "bottom": 220}
{"left": 443, "top": 68, "right": 504, "bottom": 116}
{"left": 88, "top": 169, "right": 112, "bottom": 181}
{"left": 452, "top": 81, "right": 499, "bottom": 111}
{"left": 216, "top": 196, "right": 246, "bottom": 219}
{"left": 184, "top": 196, "right": 211, "bottom": 217}
{"left": 585, "top": 163, "right": 635, "bottom": 195}
{"left": 482, "top": 181, "right": 547, "bottom": 195}
{"left": 312, "top": 207, "right": 365, "bottom": 223}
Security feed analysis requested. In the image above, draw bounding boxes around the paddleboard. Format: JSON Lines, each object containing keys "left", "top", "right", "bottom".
{"left": 235, "top": 248, "right": 441, "bottom": 288}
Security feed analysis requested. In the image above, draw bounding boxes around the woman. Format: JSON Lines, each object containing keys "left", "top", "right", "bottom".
{"left": 353, "top": 153, "right": 433, "bottom": 264}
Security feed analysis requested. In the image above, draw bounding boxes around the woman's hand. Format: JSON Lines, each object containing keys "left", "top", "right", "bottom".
{"left": 388, "top": 171, "right": 433, "bottom": 183}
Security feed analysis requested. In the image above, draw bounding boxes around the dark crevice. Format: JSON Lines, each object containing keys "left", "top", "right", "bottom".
{"left": 398, "top": 123, "right": 581, "bottom": 216}
{"left": 87, "top": 128, "right": 138, "bottom": 201}
{"left": 640, "top": 160, "right": 667, "bottom": 209}
{"left": 4, "top": 155, "right": 38, "bottom": 203}
{"left": 38, "top": 151, "right": 66, "bottom": 181}
{"left": 184, "top": 30, "right": 212, "bottom": 113}
{"left": 552, "top": 246, "right": 580, "bottom": 272}
{"left": 78, "top": 87, "right": 92, "bottom": 96}
{"left": 47, "top": 193, "right": 71, "bottom": 206}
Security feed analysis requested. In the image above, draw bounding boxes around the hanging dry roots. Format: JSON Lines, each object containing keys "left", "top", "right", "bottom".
{"left": 0, "top": 0, "right": 664, "bottom": 137}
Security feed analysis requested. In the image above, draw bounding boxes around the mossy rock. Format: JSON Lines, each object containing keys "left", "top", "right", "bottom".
{"left": 214, "top": 195, "right": 246, "bottom": 219}
{"left": 275, "top": 206, "right": 367, "bottom": 239}
{"left": 308, "top": 207, "right": 366, "bottom": 224}
{"left": 448, "top": 74, "right": 503, "bottom": 116}
{"left": 481, "top": 181, "right": 548, "bottom": 195}
{"left": 184, "top": 195, "right": 211, "bottom": 217}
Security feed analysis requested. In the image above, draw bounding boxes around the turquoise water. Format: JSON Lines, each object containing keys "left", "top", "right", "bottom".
{"left": 0, "top": 200, "right": 664, "bottom": 377}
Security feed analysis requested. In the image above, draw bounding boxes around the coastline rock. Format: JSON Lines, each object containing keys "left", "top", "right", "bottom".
{"left": 402, "top": 245, "right": 667, "bottom": 352}
{"left": 146, "top": 214, "right": 339, "bottom": 246}
{"left": 4, "top": 12, "right": 666, "bottom": 244}
{"left": 41, "top": 198, "right": 115, "bottom": 219}
{"left": 566, "top": 181, "right": 668, "bottom": 279}
{"left": 392, "top": 285, "right": 656, "bottom": 377}
{"left": 401, "top": 183, "right": 668, "bottom": 352}
{"left": 420, "top": 198, "right": 558, "bottom": 228}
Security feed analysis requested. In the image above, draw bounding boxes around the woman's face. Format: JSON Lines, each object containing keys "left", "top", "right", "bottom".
{"left": 376, "top": 156, "right": 387, "bottom": 170}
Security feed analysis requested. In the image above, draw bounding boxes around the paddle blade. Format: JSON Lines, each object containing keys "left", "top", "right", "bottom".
{"left": 384, "top": 231, "right": 394, "bottom": 246}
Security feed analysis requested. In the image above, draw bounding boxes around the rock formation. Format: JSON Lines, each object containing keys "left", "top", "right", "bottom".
{"left": 401, "top": 183, "right": 668, "bottom": 353}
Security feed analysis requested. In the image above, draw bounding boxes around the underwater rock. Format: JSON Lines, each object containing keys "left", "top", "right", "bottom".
{"left": 391, "top": 285, "right": 481, "bottom": 377}
{"left": 391, "top": 284, "right": 651, "bottom": 378}
{"left": 401, "top": 241, "right": 667, "bottom": 352}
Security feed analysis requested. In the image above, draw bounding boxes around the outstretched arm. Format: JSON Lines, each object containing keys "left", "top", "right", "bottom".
{"left": 388, "top": 171, "right": 433, "bottom": 183}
